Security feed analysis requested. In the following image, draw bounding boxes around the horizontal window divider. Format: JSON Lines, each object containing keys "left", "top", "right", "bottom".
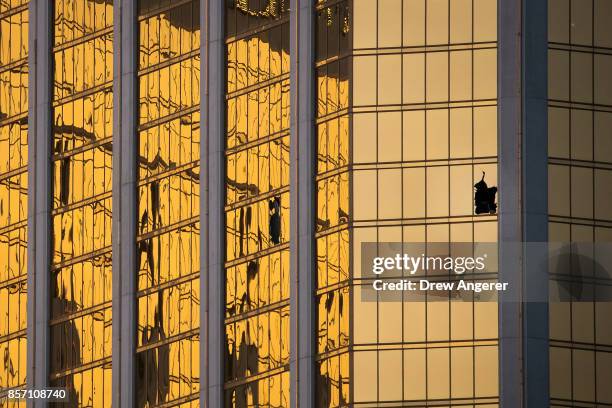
{"left": 315, "top": 108, "right": 350, "bottom": 124}
{"left": 548, "top": 100, "right": 612, "bottom": 112}
{"left": 52, "top": 82, "right": 113, "bottom": 108}
{"left": 225, "top": 16, "right": 289, "bottom": 45}
{"left": 351, "top": 41, "right": 498, "bottom": 56}
{"left": 317, "top": 158, "right": 498, "bottom": 180}
{"left": 317, "top": 101, "right": 498, "bottom": 124}
{"left": 315, "top": 165, "right": 349, "bottom": 181}
{"left": 316, "top": 280, "right": 351, "bottom": 297}
{"left": 137, "top": 0, "right": 196, "bottom": 22}
{"left": 313, "top": 345, "right": 351, "bottom": 362}
{"left": 316, "top": 216, "right": 499, "bottom": 239}
{"left": 548, "top": 398, "right": 600, "bottom": 408}
{"left": 136, "top": 271, "right": 200, "bottom": 298}
{"left": 350, "top": 157, "right": 498, "bottom": 171}
{"left": 136, "top": 216, "right": 199, "bottom": 242}
{"left": 0, "top": 2, "right": 27, "bottom": 20}
{"left": 550, "top": 340, "right": 612, "bottom": 354}
{"left": 226, "top": 72, "right": 290, "bottom": 100}
{"left": 353, "top": 273, "right": 500, "bottom": 284}
{"left": 224, "top": 299, "right": 290, "bottom": 324}
{"left": 0, "top": 221, "right": 27, "bottom": 239}
{"left": 548, "top": 42, "right": 612, "bottom": 55}
{"left": 0, "top": 57, "right": 27, "bottom": 76}
{"left": 349, "top": 216, "right": 498, "bottom": 229}
{"left": 135, "top": 328, "right": 199, "bottom": 354}
{"left": 52, "top": 26, "right": 114, "bottom": 53}
{"left": 314, "top": 53, "right": 352, "bottom": 69}
{"left": 225, "top": 186, "right": 289, "bottom": 212}
{"left": 137, "top": 161, "right": 200, "bottom": 186}
{"left": 224, "top": 242, "right": 290, "bottom": 269}
{"left": 52, "top": 191, "right": 113, "bottom": 216}
{"left": 0, "top": 328, "right": 26, "bottom": 345}
{"left": 51, "top": 248, "right": 112, "bottom": 272}
{"left": 223, "top": 364, "right": 290, "bottom": 390}
{"left": 49, "top": 356, "right": 111, "bottom": 381}
{"left": 137, "top": 48, "right": 200, "bottom": 76}
{"left": 549, "top": 157, "right": 612, "bottom": 171}
{"left": 350, "top": 100, "right": 498, "bottom": 115}
{"left": 314, "top": 0, "right": 347, "bottom": 12}
{"left": 351, "top": 339, "right": 499, "bottom": 352}
{"left": 138, "top": 104, "right": 201, "bottom": 132}
{"left": 151, "top": 393, "right": 200, "bottom": 408}
{"left": 0, "top": 272, "right": 27, "bottom": 292}
{"left": 225, "top": 129, "right": 290, "bottom": 155}
{"left": 347, "top": 397, "right": 499, "bottom": 407}
{"left": 0, "top": 165, "right": 28, "bottom": 183}
{"left": 548, "top": 215, "right": 612, "bottom": 228}
{"left": 549, "top": 273, "right": 612, "bottom": 286}
{"left": 52, "top": 137, "right": 112, "bottom": 160}
{"left": 0, "top": 112, "right": 28, "bottom": 128}
{"left": 315, "top": 223, "right": 350, "bottom": 239}
{"left": 49, "top": 301, "right": 111, "bottom": 327}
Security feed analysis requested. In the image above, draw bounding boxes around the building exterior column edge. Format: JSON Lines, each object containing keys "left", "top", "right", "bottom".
{"left": 112, "top": 0, "right": 138, "bottom": 406}
{"left": 27, "top": 1, "right": 52, "bottom": 406}
{"left": 498, "top": 0, "right": 549, "bottom": 406}
{"left": 205, "top": 0, "right": 225, "bottom": 406}
{"left": 290, "top": 0, "right": 316, "bottom": 407}
{"left": 199, "top": 0, "right": 208, "bottom": 405}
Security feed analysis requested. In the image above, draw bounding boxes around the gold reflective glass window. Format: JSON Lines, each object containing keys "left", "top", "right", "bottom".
{"left": 224, "top": 2, "right": 290, "bottom": 405}
{"left": 135, "top": 1, "right": 201, "bottom": 405}
{"left": 317, "top": 0, "right": 499, "bottom": 404}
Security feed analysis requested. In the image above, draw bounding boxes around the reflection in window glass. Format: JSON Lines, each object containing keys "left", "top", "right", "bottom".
{"left": 224, "top": 1, "right": 291, "bottom": 407}
{"left": 49, "top": 1, "right": 113, "bottom": 405}
{"left": 315, "top": 4, "right": 352, "bottom": 405}
{"left": 548, "top": 1, "right": 612, "bottom": 405}
{"left": 136, "top": 1, "right": 201, "bottom": 406}
{"left": 0, "top": 0, "right": 28, "bottom": 398}
{"left": 316, "top": 0, "right": 499, "bottom": 405}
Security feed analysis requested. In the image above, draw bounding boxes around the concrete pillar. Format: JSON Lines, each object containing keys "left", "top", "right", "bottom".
{"left": 498, "top": 0, "right": 523, "bottom": 404}
{"left": 199, "top": 0, "right": 208, "bottom": 405}
{"left": 27, "top": 1, "right": 52, "bottom": 405}
{"left": 498, "top": 0, "right": 549, "bottom": 406}
{"left": 520, "top": 0, "right": 549, "bottom": 405}
{"left": 289, "top": 0, "right": 316, "bottom": 407}
{"left": 111, "top": 0, "right": 137, "bottom": 406}
{"left": 205, "top": 0, "right": 225, "bottom": 406}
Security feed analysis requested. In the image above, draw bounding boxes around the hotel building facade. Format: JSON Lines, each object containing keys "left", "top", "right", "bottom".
{"left": 0, "top": 0, "right": 611, "bottom": 406}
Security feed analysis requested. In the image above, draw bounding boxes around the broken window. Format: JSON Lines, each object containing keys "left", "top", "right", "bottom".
{"left": 474, "top": 172, "right": 498, "bottom": 214}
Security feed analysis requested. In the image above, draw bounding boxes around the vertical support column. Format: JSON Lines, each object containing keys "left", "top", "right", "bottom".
{"left": 199, "top": 0, "right": 208, "bottom": 405}
{"left": 498, "top": 0, "right": 548, "bottom": 406}
{"left": 520, "top": 0, "right": 549, "bottom": 405}
{"left": 498, "top": 0, "right": 523, "bottom": 405}
{"left": 27, "top": 0, "right": 52, "bottom": 404}
{"left": 289, "top": 0, "right": 315, "bottom": 407}
{"left": 112, "top": 0, "right": 137, "bottom": 406}
{"left": 206, "top": 0, "right": 225, "bottom": 406}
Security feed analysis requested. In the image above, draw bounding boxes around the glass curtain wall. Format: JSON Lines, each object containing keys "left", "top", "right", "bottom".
{"left": 314, "top": 1, "right": 350, "bottom": 407}
{"left": 548, "top": 0, "right": 612, "bottom": 405}
{"left": 315, "top": 0, "right": 499, "bottom": 406}
{"left": 136, "top": 1, "right": 201, "bottom": 406}
{"left": 224, "top": 1, "right": 291, "bottom": 407}
{"left": 0, "top": 0, "right": 28, "bottom": 402}
{"left": 49, "top": 1, "right": 114, "bottom": 406}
